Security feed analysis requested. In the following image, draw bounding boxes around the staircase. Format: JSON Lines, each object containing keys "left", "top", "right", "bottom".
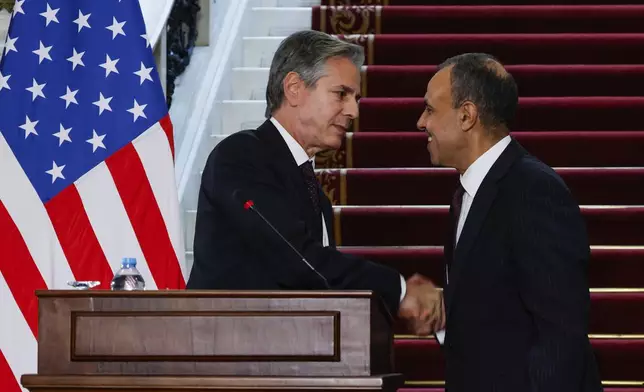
{"left": 308, "top": 0, "right": 644, "bottom": 390}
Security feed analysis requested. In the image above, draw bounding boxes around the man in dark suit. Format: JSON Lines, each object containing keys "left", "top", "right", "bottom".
{"left": 186, "top": 30, "right": 444, "bottom": 326}
{"left": 414, "top": 53, "right": 603, "bottom": 391}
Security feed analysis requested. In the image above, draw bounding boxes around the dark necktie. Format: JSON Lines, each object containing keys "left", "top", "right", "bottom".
{"left": 451, "top": 181, "right": 465, "bottom": 248}
{"left": 300, "top": 160, "right": 321, "bottom": 216}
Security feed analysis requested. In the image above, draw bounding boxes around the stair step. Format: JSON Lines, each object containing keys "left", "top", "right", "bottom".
{"left": 394, "top": 338, "right": 644, "bottom": 383}
{"left": 338, "top": 33, "right": 644, "bottom": 65}
{"left": 340, "top": 246, "right": 644, "bottom": 289}
{"left": 358, "top": 96, "right": 644, "bottom": 132}
{"left": 315, "top": 167, "right": 644, "bottom": 206}
{"left": 361, "top": 64, "right": 644, "bottom": 98}
{"left": 220, "top": 97, "right": 644, "bottom": 133}
{"left": 185, "top": 206, "right": 644, "bottom": 248}
{"left": 318, "top": 131, "right": 644, "bottom": 168}
{"left": 247, "top": 7, "right": 312, "bottom": 37}
{"left": 332, "top": 205, "right": 644, "bottom": 246}
{"left": 243, "top": 37, "right": 286, "bottom": 68}
{"left": 314, "top": 5, "right": 644, "bottom": 35}
{"left": 232, "top": 63, "right": 644, "bottom": 100}
{"left": 232, "top": 68, "right": 268, "bottom": 100}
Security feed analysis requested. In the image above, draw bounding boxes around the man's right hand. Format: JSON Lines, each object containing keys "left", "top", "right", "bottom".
{"left": 398, "top": 273, "right": 445, "bottom": 335}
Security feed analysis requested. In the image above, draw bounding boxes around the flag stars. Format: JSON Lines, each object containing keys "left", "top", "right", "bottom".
{"left": 4, "top": 35, "right": 18, "bottom": 56}
{"left": 86, "top": 130, "right": 106, "bottom": 153}
{"left": 141, "top": 34, "right": 151, "bottom": 48}
{"left": 0, "top": 71, "right": 10, "bottom": 92}
{"left": 127, "top": 99, "right": 148, "bottom": 122}
{"left": 93, "top": 92, "right": 113, "bottom": 115}
{"left": 33, "top": 41, "right": 53, "bottom": 64}
{"left": 40, "top": 3, "right": 60, "bottom": 27}
{"left": 99, "top": 54, "right": 120, "bottom": 77}
{"left": 134, "top": 62, "right": 153, "bottom": 85}
{"left": 53, "top": 124, "right": 72, "bottom": 146}
{"left": 45, "top": 161, "right": 65, "bottom": 183}
{"left": 13, "top": 0, "right": 25, "bottom": 17}
{"left": 19, "top": 115, "right": 39, "bottom": 139}
{"left": 67, "top": 48, "right": 85, "bottom": 70}
{"left": 106, "top": 17, "right": 126, "bottom": 39}
{"left": 26, "top": 78, "right": 46, "bottom": 101}
{"left": 73, "top": 10, "right": 91, "bottom": 32}
{"left": 60, "top": 86, "right": 79, "bottom": 108}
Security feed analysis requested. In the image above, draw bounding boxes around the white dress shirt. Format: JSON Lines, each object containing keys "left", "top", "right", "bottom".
{"left": 455, "top": 135, "right": 512, "bottom": 245}
{"left": 436, "top": 134, "right": 512, "bottom": 345}
{"left": 271, "top": 117, "right": 407, "bottom": 301}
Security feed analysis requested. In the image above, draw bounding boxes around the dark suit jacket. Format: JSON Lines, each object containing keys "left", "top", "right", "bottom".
{"left": 187, "top": 120, "right": 403, "bottom": 314}
{"left": 442, "top": 138, "right": 603, "bottom": 392}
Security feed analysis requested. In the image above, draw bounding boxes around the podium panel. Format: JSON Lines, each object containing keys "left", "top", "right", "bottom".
{"left": 21, "top": 290, "right": 403, "bottom": 392}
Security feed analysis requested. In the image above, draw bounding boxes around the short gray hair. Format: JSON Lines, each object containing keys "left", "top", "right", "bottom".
{"left": 264, "top": 30, "right": 364, "bottom": 117}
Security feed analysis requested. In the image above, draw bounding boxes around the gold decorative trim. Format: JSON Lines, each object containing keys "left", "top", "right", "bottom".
{"left": 602, "top": 381, "right": 644, "bottom": 386}
{"left": 333, "top": 207, "right": 342, "bottom": 246}
{"left": 320, "top": 6, "right": 327, "bottom": 33}
{"left": 346, "top": 133, "right": 354, "bottom": 168}
{"left": 367, "top": 34, "right": 374, "bottom": 65}
{"left": 590, "top": 288, "right": 644, "bottom": 293}
{"left": 375, "top": 6, "right": 382, "bottom": 34}
{"left": 340, "top": 169, "right": 347, "bottom": 205}
{"left": 361, "top": 65, "right": 368, "bottom": 97}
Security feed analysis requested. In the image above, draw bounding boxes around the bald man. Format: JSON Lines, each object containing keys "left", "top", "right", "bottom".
{"left": 414, "top": 53, "right": 602, "bottom": 392}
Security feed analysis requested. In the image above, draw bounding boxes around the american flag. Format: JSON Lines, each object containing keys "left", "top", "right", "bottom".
{"left": 0, "top": 1, "right": 186, "bottom": 390}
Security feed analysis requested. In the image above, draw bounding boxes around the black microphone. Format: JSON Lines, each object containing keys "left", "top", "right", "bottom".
{"left": 232, "top": 189, "right": 331, "bottom": 289}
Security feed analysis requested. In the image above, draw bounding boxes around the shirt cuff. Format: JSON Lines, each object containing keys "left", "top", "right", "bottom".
{"left": 399, "top": 274, "right": 406, "bottom": 302}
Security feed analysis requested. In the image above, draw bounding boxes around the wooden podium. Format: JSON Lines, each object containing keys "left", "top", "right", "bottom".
{"left": 21, "top": 290, "right": 404, "bottom": 392}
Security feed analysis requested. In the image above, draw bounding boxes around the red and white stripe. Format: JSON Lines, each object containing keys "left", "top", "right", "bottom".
{"left": 0, "top": 115, "right": 185, "bottom": 391}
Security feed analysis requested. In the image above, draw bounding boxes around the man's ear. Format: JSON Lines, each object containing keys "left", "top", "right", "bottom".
{"left": 282, "top": 71, "right": 303, "bottom": 107}
{"left": 459, "top": 101, "right": 478, "bottom": 132}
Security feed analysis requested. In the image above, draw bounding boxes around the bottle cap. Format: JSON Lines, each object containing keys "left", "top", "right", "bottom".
{"left": 121, "top": 257, "right": 137, "bottom": 267}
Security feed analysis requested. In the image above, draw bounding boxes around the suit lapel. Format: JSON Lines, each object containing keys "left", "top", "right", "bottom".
{"left": 256, "top": 120, "right": 324, "bottom": 241}
{"left": 445, "top": 139, "right": 525, "bottom": 316}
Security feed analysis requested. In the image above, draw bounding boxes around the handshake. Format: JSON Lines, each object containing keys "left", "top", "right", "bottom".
{"left": 398, "top": 274, "right": 445, "bottom": 336}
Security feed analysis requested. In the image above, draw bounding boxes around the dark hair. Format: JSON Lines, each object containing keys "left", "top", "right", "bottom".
{"left": 264, "top": 30, "right": 364, "bottom": 118}
{"left": 438, "top": 53, "right": 518, "bottom": 131}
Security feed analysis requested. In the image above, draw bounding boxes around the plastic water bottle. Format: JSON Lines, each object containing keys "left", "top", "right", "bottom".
{"left": 110, "top": 257, "right": 145, "bottom": 290}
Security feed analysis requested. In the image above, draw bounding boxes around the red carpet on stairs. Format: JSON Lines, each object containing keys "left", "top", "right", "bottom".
{"left": 314, "top": 6, "right": 644, "bottom": 34}
{"left": 316, "top": 131, "right": 644, "bottom": 168}
{"left": 339, "top": 34, "right": 644, "bottom": 65}
{"left": 355, "top": 97, "right": 644, "bottom": 132}
{"left": 394, "top": 338, "right": 644, "bottom": 382}
{"left": 312, "top": 0, "right": 644, "bottom": 389}
{"left": 334, "top": 206, "right": 644, "bottom": 246}
{"left": 340, "top": 247, "right": 644, "bottom": 289}
{"left": 360, "top": 65, "right": 644, "bottom": 97}
{"left": 318, "top": 168, "right": 644, "bottom": 205}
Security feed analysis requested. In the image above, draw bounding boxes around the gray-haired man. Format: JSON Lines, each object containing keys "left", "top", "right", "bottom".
{"left": 187, "top": 30, "right": 443, "bottom": 328}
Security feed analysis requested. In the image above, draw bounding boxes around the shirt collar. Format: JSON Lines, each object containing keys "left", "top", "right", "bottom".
{"left": 460, "top": 135, "right": 511, "bottom": 198}
{"left": 270, "top": 117, "right": 314, "bottom": 167}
